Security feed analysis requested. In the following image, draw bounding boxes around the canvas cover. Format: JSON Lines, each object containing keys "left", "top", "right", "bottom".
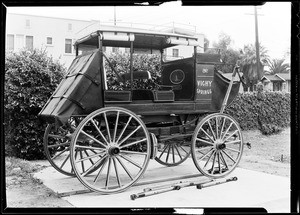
{"left": 39, "top": 50, "right": 103, "bottom": 124}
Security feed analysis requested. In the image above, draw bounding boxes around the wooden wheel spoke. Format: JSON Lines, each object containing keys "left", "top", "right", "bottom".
{"left": 105, "top": 158, "right": 112, "bottom": 189}
{"left": 204, "top": 150, "right": 215, "bottom": 167}
{"left": 221, "top": 122, "right": 233, "bottom": 140}
{"left": 113, "top": 111, "right": 120, "bottom": 143}
{"left": 81, "top": 155, "right": 106, "bottom": 177}
{"left": 119, "top": 137, "right": 147, "bottom": 149}
{"left": 75, "top": 145, "right": 106, "bottom": 151}
{"left": 174, "top": 144, "right": 183, "bottom": 160}
{"left": 76, "top": 151, "right": 105, "bottom": 163}
{"left": 120, "top": 149, "right": 147, "bottom": 155}
{"left": 47, "top": 142, "right": 69, "bottom": 148}
{"left": 179, "top": 145, "right": 189, "bottom": 155}
{"left": 217, "top": 152, "right": 222, "bottom": 173}
{"left": 79, "top": 150, "right": 85, "bottom": 173}
{"left": 199, "top": 148, "right": 214, "bottom": 161}
{"left": 119, "top": 154, "right": 142, "bottom": 169}
{"left": 195, "top": 146, "right": 213, "bottom": 152}
{"left": 48, "top": 134, "right": 66, "bottom": 139}
{"left": 200, "top": 128, "right": 215, "bottom": 143}
{"left": 103, "top": 112, "right": 112, "bottom": 143}
{"left": 112, "top": 157, "right": 121, "bottom": 188}
{"left": 172, "top": 145, "right": 175, "bottom": 163}
{"left": 226, "top": 146, "right": 241, "bottom": 153}
{"left": 211, "top": 151, "right": 217, "bottom": 173}
{"left": 83, "top": 149, "right": 95, "bottom": 165}
{"left": 220, "top": 151, "right": 229, "bottom": 169}
{"left": 223, "top": 130, "right": 239, "bottom": 142}
{"left": 215, "top": 117, "right": 219, "bottom": 140}
{"left": 166, "top": 145, "right": 171, "bottom": 163}
{"left": 118, "top": 125, "right": 142, "bottom": 146}
{"left": 90, "top": 118, "right": 109, "bottom": 145}
{"left": 222, "top": 150, "right": 237, "bottom": 163}
{"left": 116, "top": 156, "right": 133, "bottom": 180}
{"left": 224, "top": 139, "right": 241, "bottom": 145}
{"left": 207, "top": 120, "right": 216, "bottom": 141}
{"left": 158, "top": 144, "right": 169, "bottom": 159}
{"left": 93, "top": 156, "right": 108, "bottom": 183}
{"left": 196, "top": 137, "right": 214, "bottom": 146}
{"left": 219, "top": 117, "right": 226, "bottom": 139}
{"left": 51, "top": 147, "right": 69, "bottom": 160}
{"left": 116, "top": 116, "right": 132, "bottom": 144}
{"left": 59, "top": 154, "right": 70, "bottom": 169}
{"left": 79, "top": 130, "right": 107, "bottom": 148}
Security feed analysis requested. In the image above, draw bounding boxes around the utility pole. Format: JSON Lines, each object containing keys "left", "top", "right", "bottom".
{"left": 254, "top": 6, "right": 261, "bottom": 82}
{"left": 114, "top": 6, "right": 116, "bottom": 25}
{"left": 246, "top": 6, "right": 264, "bottom": 90}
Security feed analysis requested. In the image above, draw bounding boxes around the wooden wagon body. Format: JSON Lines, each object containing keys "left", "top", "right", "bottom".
{"left": 39, "top": 25, "right": 244, "bottom": 194}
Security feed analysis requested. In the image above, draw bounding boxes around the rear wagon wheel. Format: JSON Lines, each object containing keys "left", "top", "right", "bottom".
{"left": 70, "top": 107, "right": 151, "bottom": 194}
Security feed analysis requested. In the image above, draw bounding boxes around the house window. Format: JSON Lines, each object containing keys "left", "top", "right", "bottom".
{"left": 68, "top": 23, "right": 72, "bottom": 31}
{"left": 125, "top": 48, "right": 130, "bottom": 54}
{"left": 16, "top": 34, "right": 24, "bottom": 50}
{"left": 6, "top": 34, "right": 14, "bottom": 50}
{"left": 282, "top": 82, "right": 287, "bottom": 91}
{"left": 25, "top": 36, "right": 33, "bottom": 50}
{"left": 25, "top": 19, "right": 30, "bottom": 28}
{"left": 112, "top": 47, "right": 119, "bottom": 53}
{"left": 46, "top": 37, "right": 53, "bottom": 45}
{"left": 172, "top": 49, "right": 179, "bottom": 57}
{"left": 65, "top": 39, "right": 72, "bottom": 53}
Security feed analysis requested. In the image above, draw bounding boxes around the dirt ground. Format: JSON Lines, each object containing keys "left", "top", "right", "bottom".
{"left": 4, "top": 127, "right": 290, "bottom": 208}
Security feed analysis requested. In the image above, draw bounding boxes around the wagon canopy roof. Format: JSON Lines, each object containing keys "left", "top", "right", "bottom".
{"left": 74, "top": 25, "right": 200, "bottom": 50}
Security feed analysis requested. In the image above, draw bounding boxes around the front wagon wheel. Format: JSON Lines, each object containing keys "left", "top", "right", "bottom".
{"left": 191, "top": 113, "right": 243, "bottom": 178}
{"left": 70, "top": 107, "right": 151, "bottom": 194}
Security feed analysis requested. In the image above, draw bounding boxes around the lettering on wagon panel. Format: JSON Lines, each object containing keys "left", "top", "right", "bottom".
{"left": 195, "top": 64, "right": 214, "bottom": 101}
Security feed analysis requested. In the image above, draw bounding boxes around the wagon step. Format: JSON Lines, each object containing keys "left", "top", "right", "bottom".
{"left": 130, "top": 176, "right": 238, "bottom": 200}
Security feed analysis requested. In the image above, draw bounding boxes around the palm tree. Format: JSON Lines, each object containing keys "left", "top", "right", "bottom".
{"left": 240, "top": 43, "right": 270, "bottom": 91}
{"left": 267, "top": 59, "right": 290, "bottom": 75}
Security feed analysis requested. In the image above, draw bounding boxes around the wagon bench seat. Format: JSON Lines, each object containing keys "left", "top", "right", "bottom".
{"left": 104, "top": 89, "right": 175, "bottom": 103}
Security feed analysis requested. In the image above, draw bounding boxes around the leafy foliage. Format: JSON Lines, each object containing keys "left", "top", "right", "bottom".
{"left": 104, "top": 52, "right": 161, "bottom": 90}
{"left": 225, "top": 91, "right": 290, "bottom": 134}
{"left": 206, "top": 32, "right": 241, "bottom": 73}
{"left": 240, "top": 43, "right": 270, "bottom": 90}
{"left": 267, "top": 59, "right": 290, "bottom": 74}
{"left": 4, "top": 49, "right": 66, "bottom": 160}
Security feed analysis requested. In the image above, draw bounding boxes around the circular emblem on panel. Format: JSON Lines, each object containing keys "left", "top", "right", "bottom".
{"left": 170, "top": 69, "right": 185, "bottom": 84}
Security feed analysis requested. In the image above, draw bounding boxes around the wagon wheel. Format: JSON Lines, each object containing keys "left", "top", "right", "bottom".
{"left": 155, "top": 138, "right": 191, "bottom": 167}
{"left": 191, "top": 113, "right": 243, "bottom": 178}
{"left": 43, "top": 119, "right": 76, "bottom": 176}
{"left": 70, "top": 107, "right": 151, "bottom": 194}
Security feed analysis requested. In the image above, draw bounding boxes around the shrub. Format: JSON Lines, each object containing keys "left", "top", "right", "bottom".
{"left": 225, "top": 91, "right": 290, "bottom": 134}
{"left": 104, "top": 52, "right": 161, "bottom": 90}
{"left": 4, "top": 49, "right": 66, "bottom": 160}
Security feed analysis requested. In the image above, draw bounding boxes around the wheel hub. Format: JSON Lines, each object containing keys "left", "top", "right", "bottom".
{"left": 108, "top": 146, "right": 120, "bottom": 156}
{"left": 215, "top": 139, "right": 226, "bottom": 150}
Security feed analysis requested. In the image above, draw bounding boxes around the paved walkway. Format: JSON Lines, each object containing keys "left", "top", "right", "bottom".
{"left": 34, "top": 158, "right": 290, "bottom": 213}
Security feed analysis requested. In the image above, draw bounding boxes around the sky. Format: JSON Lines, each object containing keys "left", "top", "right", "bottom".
{"left": 6, "top": 1, "right": 291, "bottom": 61}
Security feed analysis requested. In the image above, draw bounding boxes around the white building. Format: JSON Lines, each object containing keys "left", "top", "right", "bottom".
{"left": 6, "top": 13, "right": 204, "bottom": 68}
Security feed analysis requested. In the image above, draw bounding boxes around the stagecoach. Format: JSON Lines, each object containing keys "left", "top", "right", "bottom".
{"left": 39, "top": 25, "right": 244, "bottom": 194}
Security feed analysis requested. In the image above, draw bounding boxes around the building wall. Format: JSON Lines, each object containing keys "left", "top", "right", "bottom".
{"left": 6, "top": 13, "right": 204, "bottom": 68}
{"left": 6, "top": 13, "right": 95, "bottom": 68}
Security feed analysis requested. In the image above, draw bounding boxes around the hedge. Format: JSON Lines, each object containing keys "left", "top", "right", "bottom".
{"left": 225, "top": 91, "right": 290, "bottom": 134}
{"left": 4, "top": 49, "right": 66, "bottom": 160}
